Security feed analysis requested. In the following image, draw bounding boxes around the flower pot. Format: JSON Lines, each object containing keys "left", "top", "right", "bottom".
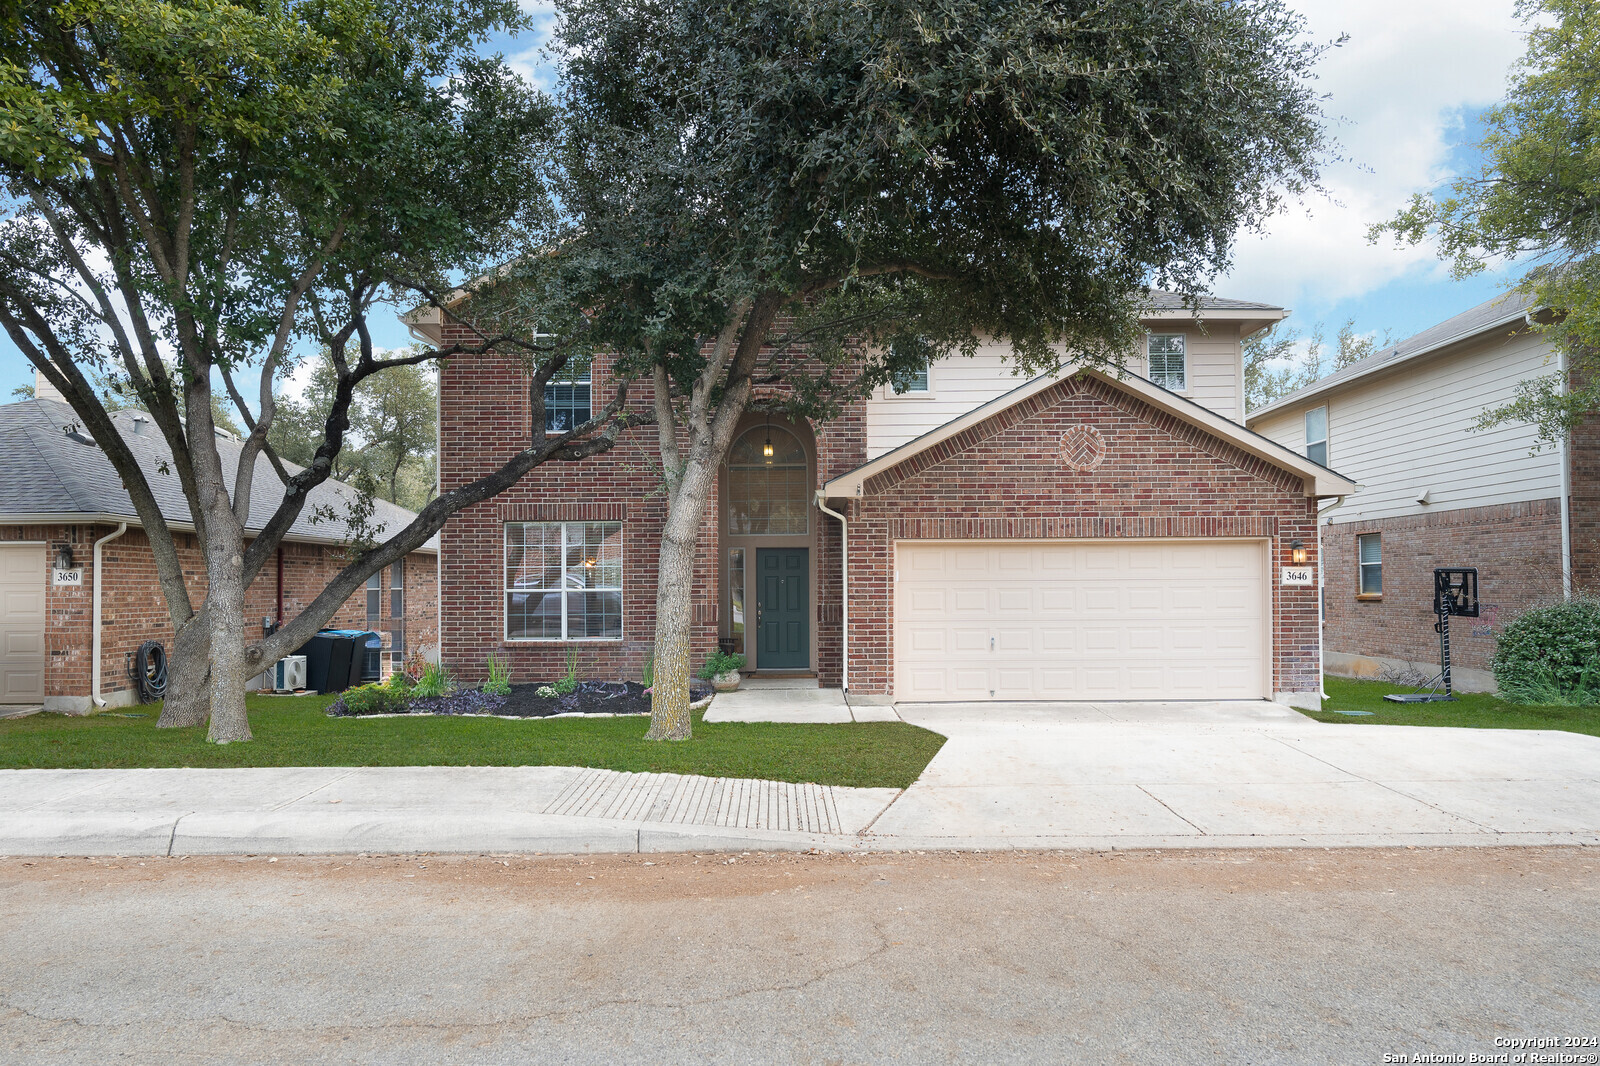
{"left": 712, "top": 670, "right": 741, "bottom": 693}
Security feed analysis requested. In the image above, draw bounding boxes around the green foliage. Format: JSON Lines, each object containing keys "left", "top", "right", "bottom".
{"left": 1373, "top": 0, "right": 1600, "bottom": 444}
{"left": 698, "top": 650, "right": 746, "bottom": 680}
{"left": 338, "top": 683, "right": 409, "bottom": 716}
{"left": 483, "top": 654, "right": 512, "bottom": 697}
{"left": 1492, "top": 598, "right": 1600, "bottom": 706}
{"left": 412, "top": 661, "right": 453, "bottom": 699}
{"left": 1244, "top": 319, "right": 1395, "bottom": 412}
{"left": 385, "top": 669, "right": 413, "bottom": 696}
{"left": 640, "top": 651, "right": 655, "bottom": 689}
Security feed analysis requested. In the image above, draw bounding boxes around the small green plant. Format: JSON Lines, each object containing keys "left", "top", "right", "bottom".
{"left": 385, "top": 669, "right": 413, "bottom": 695}
{"left": 412, "top": 660, "right": 453, "bottom": 699}
{"left": 1493, "top": 596, "right": 1600, "bottom": 705}
{"left": 536, "top": 684, "right": 559, "bottom": 698}
{"left": 338, "top": 683, "right": 409, "bottom": 716}
{"left": 640, "top": 650, "right": 655, "bottom": 689}
{"left": 483, "top": 654, "right": 512, "bottom": 696}
{"left": 698, "top": 650, "right": 747, "bottom": 680}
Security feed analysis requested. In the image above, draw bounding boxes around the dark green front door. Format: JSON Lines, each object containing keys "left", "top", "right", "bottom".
{"left": 756, "top": 548, "right": 809, "bottom": 670}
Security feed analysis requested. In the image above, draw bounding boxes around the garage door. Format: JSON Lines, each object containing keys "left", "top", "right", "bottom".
{"left": 895, "top": 540, "right": 1267, "bottom": 701}
{"left": 0, "top": 544, "right": 46, "bottom": 704}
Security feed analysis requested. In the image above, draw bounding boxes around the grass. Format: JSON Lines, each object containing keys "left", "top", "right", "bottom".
{"left": 1305, "top": 676, "right": 1600, "bottom": 738}
{"left": 0, "top": 693, "right": 945, "bottom": 789}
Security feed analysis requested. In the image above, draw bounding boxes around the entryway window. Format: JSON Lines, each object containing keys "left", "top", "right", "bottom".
{"left": 728, "top": 548, "right": 746, "bottom": 654}
{"left": 1357, "top": 533, "right": 1382, "bottom": 596}
{"left": 505, "top": 521, "right": 623, "bottom": 640}
{"left": 1147, "top": 334, "right": 1186, "bottom": 391}
{"left": 728, "top": 425, "right": 808, "bottom": 535}
{"left": 1305, "top": 406, "right": 1328, "bottom": 466}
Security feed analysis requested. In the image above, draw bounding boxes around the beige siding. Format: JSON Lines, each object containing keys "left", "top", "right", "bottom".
{"left": 1248, "top": 330, "right": 1562, "bottom": 524}
{"left": 865, "top": 325, "right": 1247, "bottom": 459}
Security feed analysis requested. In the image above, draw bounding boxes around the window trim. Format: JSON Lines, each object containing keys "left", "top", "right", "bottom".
{"left": 503, "top": 520, "right": 624, "bottom": 642}
{"left": 1305, "top": 405, "right": 1329, "bottom": 467}
{"left": 1146, "top": 333, "right": 1188, "bottom": 393}
{"left": 1356, "top": 532, "right": 1382, "bottom": 599}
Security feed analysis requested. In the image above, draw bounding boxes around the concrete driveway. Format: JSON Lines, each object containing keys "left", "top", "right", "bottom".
{"left": 866, "top": 700, "right": 1600, "bottom": 849}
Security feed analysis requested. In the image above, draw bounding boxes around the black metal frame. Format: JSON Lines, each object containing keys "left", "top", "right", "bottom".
{"left": 1385, "top": 567, "right": 1480, "bottom": 703}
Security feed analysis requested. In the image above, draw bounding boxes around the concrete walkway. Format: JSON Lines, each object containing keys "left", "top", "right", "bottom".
{"left": 702, "top": 675, "right": 899, "bottom": 723}
{"left": 3, "top": 698, "right": 1598, "bottom": 856}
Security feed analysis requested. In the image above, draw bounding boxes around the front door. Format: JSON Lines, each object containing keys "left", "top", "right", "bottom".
{"left": 756, "top": 548, "right": 809, "bottom": 670}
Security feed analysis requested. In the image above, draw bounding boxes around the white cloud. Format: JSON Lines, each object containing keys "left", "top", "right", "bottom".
{"left": 1216, "top": 0, "right": 1526, "bottom": 308}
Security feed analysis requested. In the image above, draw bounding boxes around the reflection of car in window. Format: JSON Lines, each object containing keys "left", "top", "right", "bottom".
{"left": 507, "top": 572, "right": 622, "bottom": 638}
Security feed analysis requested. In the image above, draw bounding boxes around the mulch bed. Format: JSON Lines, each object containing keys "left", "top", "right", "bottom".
{"left": 330, "top": 679, "right": 714, "bottom": 719}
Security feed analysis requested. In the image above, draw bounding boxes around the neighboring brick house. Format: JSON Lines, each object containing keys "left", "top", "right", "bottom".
{"left": 417, "top": 291, "right": 1355, "bottom": 708}
{"left": 0, "top": 376, "right": 437, "bottom": 712}
{"left": 1248, "top": 290, "right": 1580, "bottom": 691}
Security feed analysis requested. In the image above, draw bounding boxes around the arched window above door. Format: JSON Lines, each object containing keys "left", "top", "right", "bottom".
{"left": 728, "top": 424, "right": 809, "bottom": 535}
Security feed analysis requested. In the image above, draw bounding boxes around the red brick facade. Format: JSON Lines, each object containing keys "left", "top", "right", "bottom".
{"left": 843, "top": 375, "right": 1322, "bottom": 696}
{"left": 1, "top": 523, "right": 435, "bottom": 710}
{"left": 438, "top": 343, "right": 1325, "bottom": 698}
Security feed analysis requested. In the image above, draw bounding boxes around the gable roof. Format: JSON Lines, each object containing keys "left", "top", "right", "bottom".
{"left": 0, "top": 397, "right": 437, "bottom": 552}
{"left": 1246, "top": 289, "right": 1543, "bottom": 422}
{"left": 821, "top": 365, "right": 1360, "bottom": 500}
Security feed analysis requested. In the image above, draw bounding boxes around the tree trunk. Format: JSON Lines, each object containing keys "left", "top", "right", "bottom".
{"left": 645, "top": 524, "right": 698, "bottom": 740}
{"left": 204, "top": 546, "right": 253, "bottom": 744}
{"left": 647, "top": 454, "right": 723, "bottom": 741}
{"left": 155, "top": 615, "right": 211, "bottom": 728}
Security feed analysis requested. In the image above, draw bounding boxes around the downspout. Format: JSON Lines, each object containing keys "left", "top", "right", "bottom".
{"left": 815, "top": 492, "right": 849, "bottom": 695}
{"left": 1558, "top": 342, "right": 1572, "bottom": 599}
{"left": 276, "top": 546, "right": 284, "bottom": 628}
{"left": 91, "top": 522, "right": 128, "bottom": 709}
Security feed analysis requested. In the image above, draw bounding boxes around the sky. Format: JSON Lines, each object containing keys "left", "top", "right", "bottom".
{"left": 0, "top": 0, "right": 1533, "bottom": 398}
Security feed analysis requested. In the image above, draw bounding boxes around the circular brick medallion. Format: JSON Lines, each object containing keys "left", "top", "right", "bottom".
{"left": 1059, "top": 424, "right": 1106, "bottom": 472}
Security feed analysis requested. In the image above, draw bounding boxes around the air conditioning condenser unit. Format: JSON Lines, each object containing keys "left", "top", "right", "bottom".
{"left": 274, "top": 655, "right": 308, "bottom": 692}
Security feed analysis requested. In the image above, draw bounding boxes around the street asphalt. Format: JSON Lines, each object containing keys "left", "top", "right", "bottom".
{"left": 1, "top": 847, "right": 1595, "bottom": 1065}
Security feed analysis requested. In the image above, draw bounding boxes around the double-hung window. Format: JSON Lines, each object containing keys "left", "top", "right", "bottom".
{"left": 388, "top": 559, "right": 405, "bottom": 666}
{"left": 544, "top": 358, "right": 592, "bottom": 433}
{"left": 505, "top": 521, "right": 623, "bottom": 640}
{"left": 890, "top": 357, "right": 930, "bottom": 395}
{"left": 1357, "top": 533, "right": 1382, "bottom": 596}
{"left": 1305, "top": 406, "right": 1329, "bottom": 467}
{"left": 1147, "top": 334, "right": 1186, "bottom": 391}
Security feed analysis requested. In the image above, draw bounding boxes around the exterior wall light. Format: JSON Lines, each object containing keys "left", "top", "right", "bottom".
{"left": 762, "top": 412, "right": 774, "bottom": 462}
{"left": 53, "top": 543, "right": 75, "bottom": 570}
{"left": 1290, "top": 539, "right": 1307, "bottom": 565}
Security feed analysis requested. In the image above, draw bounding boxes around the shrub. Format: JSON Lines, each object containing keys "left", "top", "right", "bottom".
{"left": 483, "top": 654, "right": 512, "bottom": 696}
{"left": 551, "top": 675, "right": 577, "bottom": 696}
{"left": 1492, "top": 597, "right": 1600, "bottom": 705}
{"left": 697, "top": 650, "right": 747, "bottom": 680}
{"left": 336, "top": 683, "right": 409, "bottom": 716}
{"left": 412, "top": 661, "right": 453, "bottom": 699}
{"left": 385, "top": 669, "right": 413, "bottom": 695}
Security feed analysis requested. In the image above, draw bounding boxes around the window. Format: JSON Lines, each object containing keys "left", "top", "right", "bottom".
{"left": 388, "top": 559, "right": 404, "bottom": 666}
{"left": 366, "top": 572, "right": 381, "bottom": 630}
{"left": 727, "top": 425, "right": 808, "bottom": 535}
{"left": 1358, "top": 533, "right": 1382, "bottom": 596}
{"left": 728, "top": 549, "right": 746, "bottom": 654}
{"left": 1305, "top": 406, "right": 1329, "bottom": 467}
{"left": 505, "top": 521, "right": 622, "bottom": 640}
{"left": 890, "top": 358, "right": 930, "bottom": 394}
{"left": 544, "top": 358, "right": 592, "bottom": 432}
{"left": 1147, "top": 334, "right": 1186, "bottom": 391}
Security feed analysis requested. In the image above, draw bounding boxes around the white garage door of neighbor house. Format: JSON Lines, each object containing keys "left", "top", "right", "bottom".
{"left": 0, "top": 544, "right": 47, "bottom": 703}
{"left": 895, "top": 540, "right": 1268, "bottom": 701}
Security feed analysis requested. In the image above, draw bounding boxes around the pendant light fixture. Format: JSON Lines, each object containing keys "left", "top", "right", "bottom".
{"left": 762, "top": 412, "right": 774, "bottom": 464}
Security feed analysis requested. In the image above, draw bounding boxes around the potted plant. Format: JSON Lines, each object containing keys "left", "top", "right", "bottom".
{"left": 699, "top": 650, "right": 747, "bottom": 693}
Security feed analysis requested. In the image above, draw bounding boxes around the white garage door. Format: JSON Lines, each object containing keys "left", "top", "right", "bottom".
{"left": 0, "top": 544, "right": 47, "bottom": 703}
{"left": 895, "top": 540, "right": 1268, "bottom": 701}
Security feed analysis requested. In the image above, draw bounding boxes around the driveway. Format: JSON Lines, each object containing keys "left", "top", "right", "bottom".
{"left": 865, "top": 700, "right": 1600, "bottom": 849}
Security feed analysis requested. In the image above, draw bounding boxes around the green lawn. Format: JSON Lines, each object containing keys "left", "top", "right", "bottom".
{"left": 0, "top": 694, "right": 945, "bottom": 789}
{"left": 1305, "top": 676, "right": 1600, "bottom": 738}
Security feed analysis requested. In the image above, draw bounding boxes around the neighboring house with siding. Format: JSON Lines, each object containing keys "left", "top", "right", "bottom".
{"left": 1247, "top": 290, "right": 1576, "bottom": 690}
{"left": 417, "top": 289, "right": 1357, "bottom": 708}
{"left": 0, "top": 373, "right": 438, "bottom": 712}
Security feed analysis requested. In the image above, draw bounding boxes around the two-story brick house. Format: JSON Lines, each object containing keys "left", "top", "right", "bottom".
{"left": 417, "top": 292, "right": 1356, "bottom": 708}
{"left": 1248, "top": 290, "right": 1585, "bottom": 691}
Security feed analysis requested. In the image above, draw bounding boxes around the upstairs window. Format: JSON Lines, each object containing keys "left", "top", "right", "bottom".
{"left": 1358, "top": 533, "right": 1382, "bottom": 596}
{"left": 1147, "top": 334, "right": 1186, "bottom": 391}
{"left": 544, "top": 358, "right": 592, "bottom": 433}
{"left": 1305, "top": 406, "right": 1329, "bottom": 467}
{"left": 890, "top": 358, "right": 930, "bottom": 394}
